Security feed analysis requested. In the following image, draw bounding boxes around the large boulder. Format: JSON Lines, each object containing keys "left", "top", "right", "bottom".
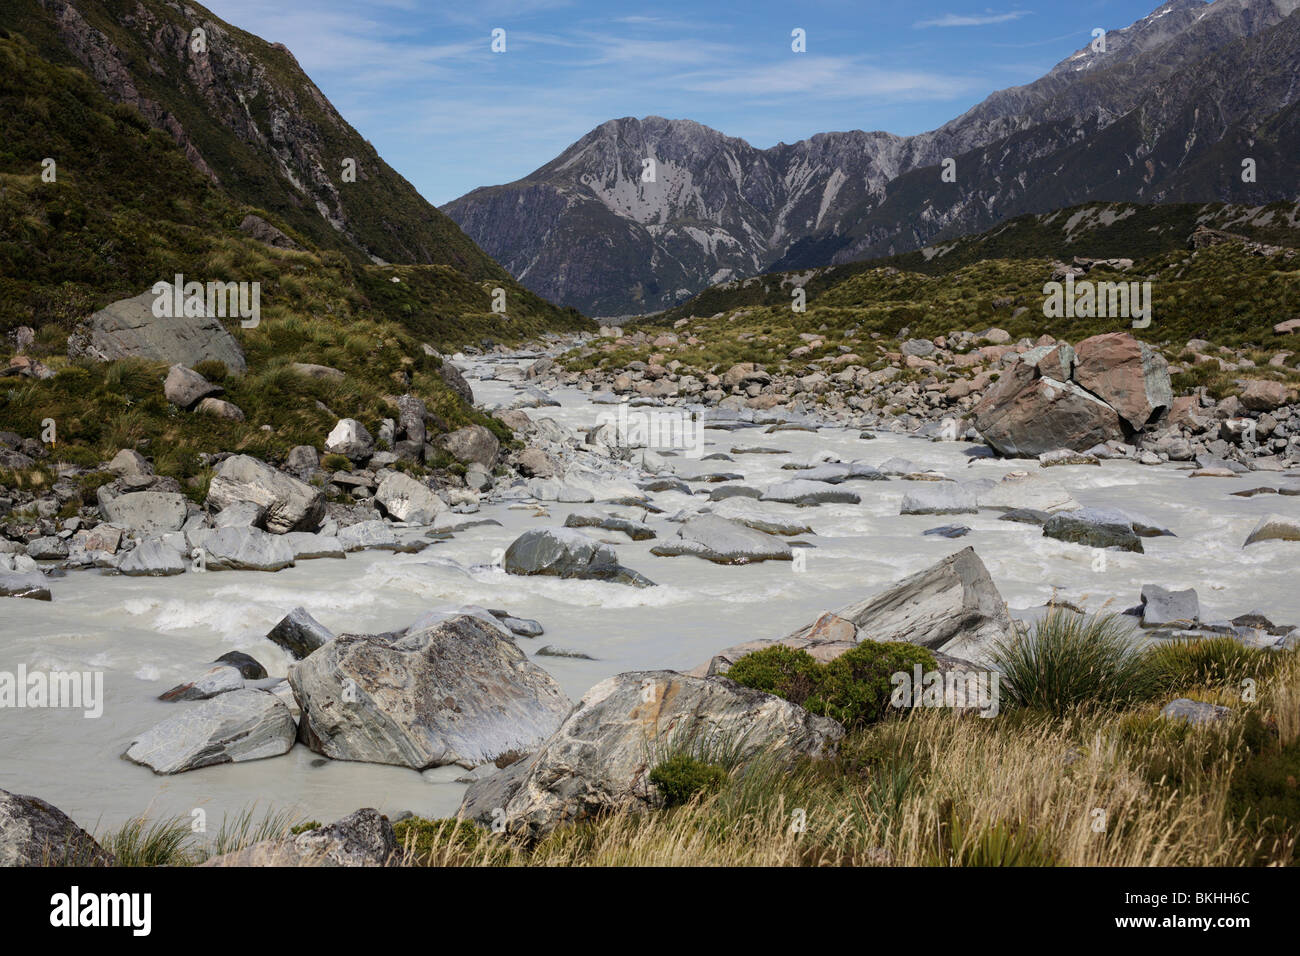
{"left": 650, "top": 515, "right": 792, "bottom": 564}
{"left": 0, "top": 571, "right": 52, "bottom": 600}
{"left": 975, "top": 471, "right": 1079, "bottom": 513}
{"left": 194, "top": 526, "right": 295, "bottom": 571}
{"left": 780, "top": 547, "right": 1014, "bottom": 666}
{"left": 289, "top": 614, "right": 572, "bottom": 770}
{"left": 1073, "top": 332, "right": 1172, "bottom": 430}
{"left": 0, "top": 789, "right": 113, "bottom": 866}
{"left": 900, "top": 483, "right": 977, "bottom": 515}
{"left": 98, "top": 490, "right": 189, "bottom": 534}
{"left": 503, "top": 527, "right": 655, "bottom": 587}
{"left": 1042, "top": 508, "right": 1144, "bottom": 553}
{"left": 205, "top": 454, "right": 325, "bottom": 533}
{"left": 124, "top": 689, "right": 296, "bottom": 774}
{"left": 201, "top": 808, "right": 394, "bottom": 867}
{"left": 164, "top": 364, "right": 221, "bottom": 409}
{"left": 1243, "top": 514, "right": 1300, "bottom": 547}
{"left": 116, "top": 537, "right": 186, "bottom": 576}
{"left": 438, "top": 359, "right": 474, "bottom": 404}
{"left": 972, "top": 364, "right": 1124, "bottom": 456}
{"left": 325, "top": 419, "right": 374, "bottom": 460}
{"left": 760, "top": 479, "right": 861, "bottom": 506}
{"left": 374, "top": 472, "right": 446, "bottom": 524}
{"left": 460, "top": 671, "right": 843, "bottom": 840}
{"left": 70, "top": 289, "right": 246, "bottom": 372}
{"left": 267, "top": 607, "right": 335, "bottom": 660}
{"left": 440, "top": 425, "right": 500, "bottom": 467}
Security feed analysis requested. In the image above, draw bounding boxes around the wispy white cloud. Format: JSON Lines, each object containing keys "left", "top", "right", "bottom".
{"left": 914, "top": 10, "right": 1032, "bottom": 29}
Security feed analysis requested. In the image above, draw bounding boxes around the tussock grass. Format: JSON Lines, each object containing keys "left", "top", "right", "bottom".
{"left": 992, "top": 608, "right": 1160, "bottom": 717}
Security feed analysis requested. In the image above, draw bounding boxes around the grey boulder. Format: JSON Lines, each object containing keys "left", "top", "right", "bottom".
{"left": 460, "top": 670, "right": 843, "bottom": 840}
{"left": 650, "top": 514, "right": 791, "bottom": 564}
{"left": 205, "top": 455, "right": 324, "bottom": 534}
{"left": 201, "top": 808, "right": 395, "bottom": 867}
{"left": 0, "top": 789, "right": 113, "bottom": 866}
{"left": 290, "top": 614, "right": 572, "bottom": 770}
{"left": 503, "top": 527, "right": 655, "bottom": 587}
{"left": 124, "top": 689, "right": 296, "bottom": 774}
{"left": 268, "top": 607, "right": 335, "bottom": 660}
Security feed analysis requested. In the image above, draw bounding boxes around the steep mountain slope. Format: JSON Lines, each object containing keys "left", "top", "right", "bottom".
{"left": 3, "top": 0, "right": 508, "bottom": 278}
{"left": 0, "top": 1, "right": 588, "bottom": 339}
{"left": 444, "top": 0, "right": 1300, "bottom": 317}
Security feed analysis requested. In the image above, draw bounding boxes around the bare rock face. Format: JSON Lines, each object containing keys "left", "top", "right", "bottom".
{"left": 1073, "top": 333, "right": 1172, "bottom": 430}
{"left": 972, "top": 364, "right": 1124, "bottom": 457}
{"left": 460, "top": 670, "right": 844, "bottom": 839}
{"left": 440, "top": 425, "right": 500, "bottom": 467}
{"left": 782, "top": 547, "right": 1014, "bottom": 666}
{"left": 289, "top": 614, "right": 572, "bottom": 770}
{"left": 374, "top": 472, "right": 446, "bottom": 525}
{"left": 205, "top": 454, "right": 325, "bottom": 534}
{"left": 201, "top": 808, "right": 395, "bottom": 867}
{"left": 69, "top": 290, "right": 246, "bottom": 373}
{"left": 503, "top": 527, "right": 656, "bottom": 587}
{"left": 0, "top": 789, "right": 113, "bottom": 866}
{"left": 239, "top": 213, "right": 304, "bottom": 251}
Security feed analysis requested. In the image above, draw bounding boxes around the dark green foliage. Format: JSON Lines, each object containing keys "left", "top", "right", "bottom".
{"left": 727, "top": 641, "right": 937, "bottom": 729}
{"left": 1228, "top": 734, "right": 1300, "bottom": 860}
{"left": 392, "top": 817, "right": 484, "bottom": 863}
{"left": 649, "top": 754, "right": 728, "bottom": 807}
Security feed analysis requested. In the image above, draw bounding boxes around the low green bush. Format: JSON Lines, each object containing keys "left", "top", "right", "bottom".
{"left": 727, "top": 640, "right": 937, "bottom": 729}
{"left": 649, "top": 754, "right": 728, "bottom": 807}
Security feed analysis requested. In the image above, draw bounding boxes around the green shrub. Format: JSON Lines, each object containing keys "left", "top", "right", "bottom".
{"left": 1144, "top": 637, "right": 1282, "bottom": 693}
{"left": 1227, "top": 736, "right": 1300, "bottom": 859}
{"left": 321, "top": 453, "right": 350, "bottom": 471}
{"left": 392, "top": 817, "right": 484, "bottom": 863}
{"left": 992, "top": 608, "right": 1159, "bottom": 717}
{"left": 727, "top": 640, "right": 937, "bottom": 729}
{"left": 649, "top": 754, "right": 728, "bottom": 807}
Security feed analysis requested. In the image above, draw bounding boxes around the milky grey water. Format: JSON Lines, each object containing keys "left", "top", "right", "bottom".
{"left": 2, "top": 355, "right": 1297, "bottom": 837}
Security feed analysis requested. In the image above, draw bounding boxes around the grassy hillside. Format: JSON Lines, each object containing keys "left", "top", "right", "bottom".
{"left": 0, "top": 27, "right": 586, "bottom": 495}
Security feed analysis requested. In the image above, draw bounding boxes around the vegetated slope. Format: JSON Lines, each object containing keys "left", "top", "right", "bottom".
{"left": 0, "top": 27, "right": 579, "bottom": 493}
{"left": 654, "top": 200, "right": 1300, "bottom": 325}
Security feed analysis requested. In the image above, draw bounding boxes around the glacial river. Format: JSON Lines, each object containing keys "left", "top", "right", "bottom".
{"left": 2, "top": 354, "right": 1297, "bottom": 837}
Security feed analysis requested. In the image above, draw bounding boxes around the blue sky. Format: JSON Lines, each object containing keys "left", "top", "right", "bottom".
{"left": 203, "top": 0, "right": 1189, "bottom": 205}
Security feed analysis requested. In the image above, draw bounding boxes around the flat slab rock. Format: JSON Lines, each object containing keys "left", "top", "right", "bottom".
{"left": 124, "top": 689, "right": 296, "bottom": 774}
{"left": 460, "top": 670, "right": 843, "bottom": 840}
{"left": 651, "top": 514, "right": 792, "bottom": 564}
{"left": 290, "top": 614, "right": 572, "bottom": 770}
